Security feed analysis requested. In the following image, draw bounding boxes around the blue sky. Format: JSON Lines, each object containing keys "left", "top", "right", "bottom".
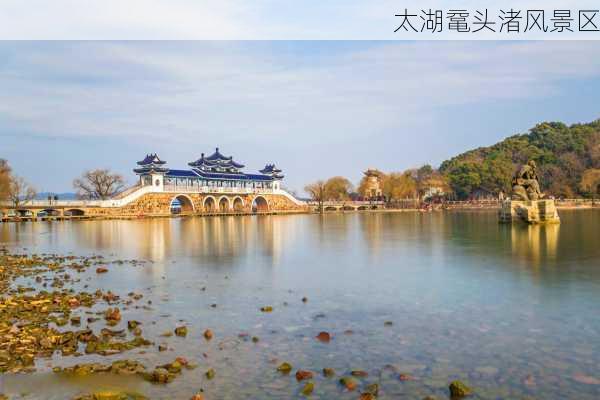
{"left": 1, "top": 41, "right": 600, "bottom": 194}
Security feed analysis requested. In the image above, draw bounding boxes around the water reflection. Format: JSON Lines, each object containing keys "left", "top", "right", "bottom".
{"left": 0, "top": 216, "right": 304, "bottom": 267}
{"left": 510, "top": 222, "right": 560, "bottom": 267}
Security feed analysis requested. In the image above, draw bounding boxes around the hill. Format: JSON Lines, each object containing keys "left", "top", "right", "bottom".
{"left": 439, "top": 119, "right": 600, "bottom": 199}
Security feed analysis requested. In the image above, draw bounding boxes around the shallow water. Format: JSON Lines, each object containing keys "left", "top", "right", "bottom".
{"left": 1, "top": 210, "right": 599, "bottom": 399}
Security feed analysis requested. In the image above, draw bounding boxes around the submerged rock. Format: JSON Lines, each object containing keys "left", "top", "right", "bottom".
{"left": 205, "top": 368, "right": 216, "bottom": 379}
{"left": 339, "top": 377, "right": 358, "bottom": 391}
{"left": 364, "top": 383, "right": 379, "bottom": 396}
{"left": 296, "top": 370, "right": 313, "bottom": 381}
{"left": 301, "top": 381, "right": 314, "bottom": 395}
{"left": 277, "top": 362, "right": 293, "bottom": 373}
{"left": 145, "top": 367, "right": 175, "bottom": 384}
{"left": 174, "top": 326, "right": 188, "bottom": 337}
{"left": 315, "top": 332, "right": 331, "bottom": 343}
{"left": 104, "top": 308, "right": 121, "bottom": 325}
{"left": 449, "top": 381, "right": 473, "bottom": 398}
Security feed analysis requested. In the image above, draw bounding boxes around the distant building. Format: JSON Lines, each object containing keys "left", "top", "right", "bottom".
{"left": 362, "top": 169, "right": 383, "bottom": 199}
{"left": 134, "top": 148, "right": 284, "bottom": 192}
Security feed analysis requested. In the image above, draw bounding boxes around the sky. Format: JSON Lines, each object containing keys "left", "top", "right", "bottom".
{"left": 3, "top": 0, "right": 600, "bottom": 39}
{"left": 1, "top": 40, "right": 600, "bottom": 194}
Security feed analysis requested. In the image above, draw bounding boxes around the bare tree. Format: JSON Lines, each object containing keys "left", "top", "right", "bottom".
{"left": 304, "top": 180, "right": 326, "bottom": 213}
{"left": 73, "top": 169, "right": 125, "bottom": 200}
{"left": 8, "top": 175, "right": 37, "bottom": 207}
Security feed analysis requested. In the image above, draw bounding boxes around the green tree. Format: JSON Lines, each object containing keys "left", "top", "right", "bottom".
{"left": 440, "top": 119, "right": 600, "bottom": 198}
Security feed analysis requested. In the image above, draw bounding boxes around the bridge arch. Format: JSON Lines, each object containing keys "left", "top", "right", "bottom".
{"left": 232, "top": 196, "right": 245, "bottom": 212}
{"left": 342, "top": 205, "right": 356, "bottom": 211}
{"left": 170, "top": 194, "right": 195, "bottom": 214}
{"left": 38, "top": 209, "right": 60, "bottom": 217}
{"left": 203, "top": 196, "right": 216, "bottom": 212}
{"left": 252, "top": 196, "right": 269, "bottom": 213}
{"left": 218, "top": 196, "right": 231, "bottom": 212}
{"left": 65, "top": 209, "right": 85, "bottom": 216}
{"left": 324, "top": 206, "right": 338, "bottom": 211}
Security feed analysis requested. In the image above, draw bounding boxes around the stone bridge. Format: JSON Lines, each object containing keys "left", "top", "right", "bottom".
{"left": 1, "top": 186, "right": 307, "bottom": 221}
{"left": 311, "top": 201, "right": 386, "bottom": 212}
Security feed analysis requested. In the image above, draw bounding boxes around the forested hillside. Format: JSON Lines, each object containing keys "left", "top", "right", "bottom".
{"left": 439, "top": 120, "right": 600, "bottom": 199}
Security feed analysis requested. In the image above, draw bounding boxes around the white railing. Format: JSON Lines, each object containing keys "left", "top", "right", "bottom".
{"left": 1, "top": 185, "right": 307, "bottom": 209}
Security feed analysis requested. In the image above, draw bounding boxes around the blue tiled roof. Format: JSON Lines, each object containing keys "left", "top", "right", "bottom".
{"left": 205, "top": 147, "right": 229, "bottom": 162}
{"left": 194, "top": 170, "right": 272, "bottom": 181}
{"left": 189, "top": 149, "right": 245, "bottom": 170}
{"left": 137, "top": 153, "right": 166, "bottom": 166}
{"left": 259, "top": 164, "right": 282, "bottom": 174}
{"left": 166, "top": 169, "right": 200, "bottom": 177}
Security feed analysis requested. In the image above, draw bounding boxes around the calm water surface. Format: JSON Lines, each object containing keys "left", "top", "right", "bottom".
{"left": 0, "top": 210, "right": 599, "bottom": 399}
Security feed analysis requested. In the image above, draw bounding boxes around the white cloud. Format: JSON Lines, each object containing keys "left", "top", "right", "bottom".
{"left": 1, "top": 41, "right": 600, "bottom": 192}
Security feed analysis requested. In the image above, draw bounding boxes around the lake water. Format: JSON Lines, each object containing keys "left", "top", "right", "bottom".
{"left": 0, "top": 210, "right": 599, "bottom": 399}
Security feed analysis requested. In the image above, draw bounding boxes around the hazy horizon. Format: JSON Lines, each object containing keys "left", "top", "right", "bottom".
{"left": 2, "top": 41, "right": 600, "bottom": 194}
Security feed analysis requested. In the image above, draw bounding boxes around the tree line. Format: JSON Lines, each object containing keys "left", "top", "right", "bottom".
{"left": 3, "top": 119, "right": 600, "bottom": 207}
{"left": 440, "top": 120, "right": 600, "bottom": 199}
{"left": 304, "top": 119, "right": 600, "bottom": 204}
{"left": 304, "top": 166, "right": 450, "bottom": 210}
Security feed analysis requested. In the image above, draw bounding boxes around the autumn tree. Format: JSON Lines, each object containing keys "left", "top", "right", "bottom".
{"left": 580, "top": 169, "right": 600, "bottom": 199}
{"left": 382, "top": 172, "right": 417, "bottom": 202}
{"left": 304, "top": 180, "right": 326, "bottom": 213}
{"left": 323, "top": 176, "right": 353, "bottom": 201}
{"left": 73, "top": 169, "right": 125, "bottom": 200}
{"left": 0, "top": 159, "right": 10, "bottom": 201}
{"left": 7, "top": 175, "right": 37, "bottom": 207}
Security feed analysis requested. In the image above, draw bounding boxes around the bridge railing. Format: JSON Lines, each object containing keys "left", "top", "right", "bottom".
{"left": 163, "top": 185, "right": 274, "bottom": 194}
{"left": 0, "top": 199, "right": 103, "bottom": 208}
{"left": 307, "top": 200, "right": 386, "bottom": 207}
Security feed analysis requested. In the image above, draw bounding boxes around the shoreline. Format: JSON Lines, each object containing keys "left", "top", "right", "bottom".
{"left": 1, "top": 205, "right": 598, "bottom": 223}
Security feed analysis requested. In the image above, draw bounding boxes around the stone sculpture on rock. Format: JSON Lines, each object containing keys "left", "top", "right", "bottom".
{"left": 499, "top": 160, "right": 560, "bottom": 224}
{"left": 511, "top": 160, "right": 544, "bottom": 201}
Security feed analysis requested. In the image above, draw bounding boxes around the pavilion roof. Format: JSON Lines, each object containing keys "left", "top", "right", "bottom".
{"left": 137, "top": 153, "right": 166, "bottom": 166}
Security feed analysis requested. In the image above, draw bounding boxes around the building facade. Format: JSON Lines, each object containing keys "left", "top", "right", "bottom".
{"left": 135, "top": 148, "right": 284, "bottom": 194}
{"left": 362, "top": 169, "right": 383, "bottom": 199}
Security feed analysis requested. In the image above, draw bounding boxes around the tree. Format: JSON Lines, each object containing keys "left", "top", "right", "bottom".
{"left": 323, "top": 176, "right": 353, "bottom": 201}
{"left": 0, "top": 159, "right": 11, "bottom": 201}
{"left": 382, "top": 172, "right": 417, "bottom": 202}
{"left": 580, "top": 169, "right": 600, "bottom": 203}
{"left": 7, "top": 175, "right": 36, "bottom": 207}
{"left": 304, "top": 180, "right": 326, "bottom": 213}
{"left": 73, "top": 169, "right": 125, "bottom": 200}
